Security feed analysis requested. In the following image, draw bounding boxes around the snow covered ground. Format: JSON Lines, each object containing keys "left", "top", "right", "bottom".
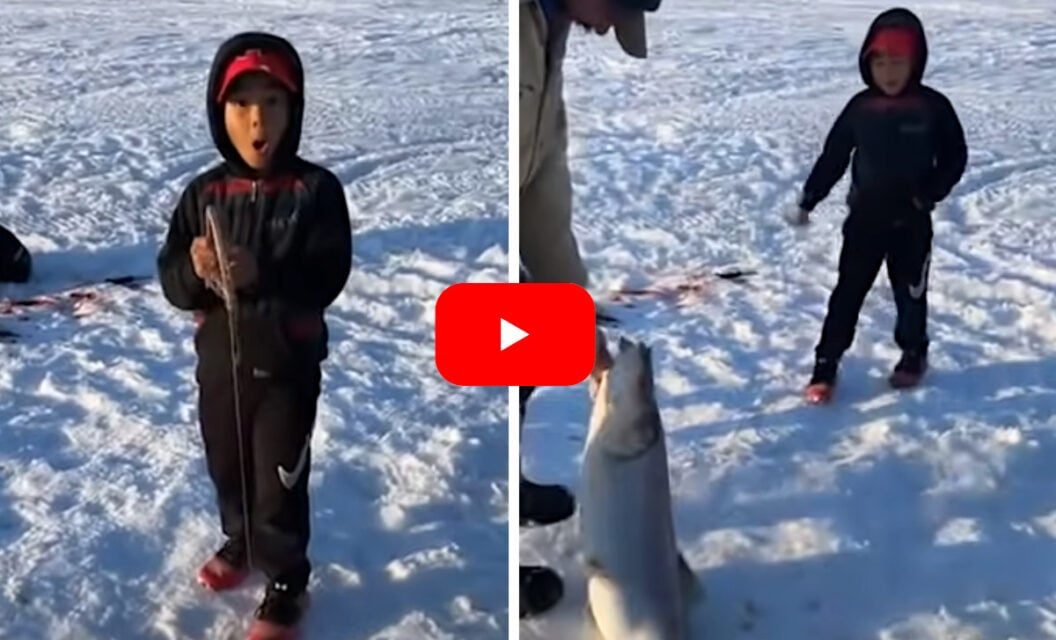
{"left": 0, "top": 1, "right": 507, "bottom": 638}
{"left": 521, "top": 1, "right": 1056, "bottom": 638}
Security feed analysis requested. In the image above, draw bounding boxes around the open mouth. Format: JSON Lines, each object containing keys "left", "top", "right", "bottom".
{"left": 252, "top": 139, "right": 269, "bottom": 154}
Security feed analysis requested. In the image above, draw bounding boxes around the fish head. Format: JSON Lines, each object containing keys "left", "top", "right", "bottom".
{"left": 588, "top": 337, "right": 661, "bottom": 457}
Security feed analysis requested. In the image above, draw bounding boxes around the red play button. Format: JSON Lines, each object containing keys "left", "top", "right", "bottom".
{"left": 435, "top": 283, "right": 596, "bottom": 386}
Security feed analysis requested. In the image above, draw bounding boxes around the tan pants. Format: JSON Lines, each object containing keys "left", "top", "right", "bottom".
{"left": 519, "top": 1, "right": 588, "bottom": 287}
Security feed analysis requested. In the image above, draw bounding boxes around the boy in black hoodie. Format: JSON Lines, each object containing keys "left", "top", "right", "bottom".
{"left": 790, "top": 8, "right": 967, "bottom": 404}
{"left": 158, "top": 33, "right": 351, "bottom": 639}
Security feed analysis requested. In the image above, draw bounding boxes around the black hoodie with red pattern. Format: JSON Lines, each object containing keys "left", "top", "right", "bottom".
{"left": 800, "top": 8, "right": 967, "bottom": 218}
{"left": 157, "top": 32, "right": 352, "bottom": 384}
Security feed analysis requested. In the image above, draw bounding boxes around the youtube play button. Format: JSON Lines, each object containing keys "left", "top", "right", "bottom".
{"left": 500, "top": 319, "right": 529, "bottom": 351}
{"left": 435, "top": 283, "right": 596, "bottom": 386}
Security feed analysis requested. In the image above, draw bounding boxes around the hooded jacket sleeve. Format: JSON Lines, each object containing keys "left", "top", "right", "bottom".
{"left": 801, "top": 97, "right": 858, "bottom": 212}
{"left": 157, "top": 184, "right": 219, "bottom": 311}
{"left": 922, "top": 92, "right": 967, "bottom": 204}
{"left": 274, "top": 172, "right": 352, "bottom": 309}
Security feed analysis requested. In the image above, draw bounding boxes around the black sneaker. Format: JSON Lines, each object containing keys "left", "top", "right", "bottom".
{"left": 248, "top": 581, "right": 308, "bottom": 639}
{"left": 809, "top": 356, "right": 839, "bottom": 385}
{"left": 890, "top": 349, "right": 927, "bottom": 389}
{"left": 805, "top": 357, "right": 839, "bottom": 405}
{"left": 217, "top": 538, "right": 247, "bottom": 567}
{"left": 521, "top": 478, "right": 575, "bottom": 527}
{"left": 520, "top": 566, "right": 564, "bottom": 619}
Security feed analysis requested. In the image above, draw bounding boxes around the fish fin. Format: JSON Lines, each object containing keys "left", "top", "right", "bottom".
{"left": 585, "top": 568, "right": 623, "bottom": 640}
{"left": 583, "top": 601, "right": 604, "bottom": 640}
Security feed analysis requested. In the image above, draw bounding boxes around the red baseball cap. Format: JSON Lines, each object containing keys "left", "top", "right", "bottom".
{"left": 216, "top": 48, "right": 298, "bottom": 102}
{"left": 867, "top": 27, "right": 917, "bottom": 58}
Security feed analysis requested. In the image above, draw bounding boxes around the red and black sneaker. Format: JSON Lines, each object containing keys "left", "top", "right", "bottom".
{"left": 246, "top": 581, "right": 309, "bottom": 640}
{"left": 805, "top": 357, "right": 838, "bottom": 405}
{"left": 805, "top": 383, "right": 834, "bottom": 405}
{"left": 889, "top": 350, "right": 927, "bottom": 389}
{"left": 197, "top": 539, "right": 249, "bottom": 592}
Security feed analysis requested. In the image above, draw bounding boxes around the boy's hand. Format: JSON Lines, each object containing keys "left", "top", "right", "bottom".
{"left": 229, "top": 246, "right": 258, "bottom": 290}
{"left": 190, "top": 235, "right": 219, "bottom": 282}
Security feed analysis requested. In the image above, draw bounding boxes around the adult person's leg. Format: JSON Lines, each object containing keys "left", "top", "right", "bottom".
{"left": 518, "top": 1, "right": 572, "bottom": 619}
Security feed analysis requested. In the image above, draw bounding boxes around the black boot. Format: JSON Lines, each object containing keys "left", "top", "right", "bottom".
{"left": 890, "top": 349, "right": 927, "bottom": 389}
{"left": 521, "top": 478, "right": 575, "bottom": 526}
{"left": 520, "top": 565, "right": 564, "bottom": 619}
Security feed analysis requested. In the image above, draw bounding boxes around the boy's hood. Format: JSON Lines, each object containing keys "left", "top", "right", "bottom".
{"left": 207, "top": 32, "right": 305, "bottom": 177}
{"left": 859, "top": 8, "right": 928, "bottom": 90}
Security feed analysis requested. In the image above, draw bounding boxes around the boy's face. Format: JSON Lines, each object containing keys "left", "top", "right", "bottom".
{"left": 223, "top": 73, "right": 290, "bottom": 170}
{"left": 870, "top": 53, "right": 912, "bottom": 96}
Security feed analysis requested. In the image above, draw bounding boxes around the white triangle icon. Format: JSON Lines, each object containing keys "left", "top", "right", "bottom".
{"left": 500, "top": 318, "right": 529, "bottom": 351}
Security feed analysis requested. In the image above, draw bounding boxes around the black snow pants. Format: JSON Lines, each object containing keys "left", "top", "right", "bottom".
{"left": 198, "top": 327, "right": 321, "bottom": 593}
{"left": 816, "top": 204, "right": 933, "bottom": 361}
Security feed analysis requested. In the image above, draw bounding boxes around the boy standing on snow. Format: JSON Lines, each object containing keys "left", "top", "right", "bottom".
{"left": 790, "top": 8, "right": 966, "bottom": 404}
{"left": 157, "top": 33, "right": 351, "bottom": 639}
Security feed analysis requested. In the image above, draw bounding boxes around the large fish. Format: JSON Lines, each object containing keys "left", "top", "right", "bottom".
{"left": 581, "top": 338, "right": 698, "bottom": 640}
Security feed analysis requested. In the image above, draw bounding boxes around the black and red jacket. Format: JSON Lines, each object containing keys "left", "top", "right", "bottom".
{"left": 800, "top": 9, "right": 967, "bottom": 217}
{"left": 157, "top": 33, "right": 352, "bottom": 380}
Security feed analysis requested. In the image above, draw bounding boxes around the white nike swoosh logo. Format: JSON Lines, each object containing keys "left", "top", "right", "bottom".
{"left": 909, "top": 252, "right": 932, "bottom": 300}
{"left": 277, "top": 439, "right": 310, "bottom": 490}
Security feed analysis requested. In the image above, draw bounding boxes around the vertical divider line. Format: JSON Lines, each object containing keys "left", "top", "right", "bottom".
{"left": 507, "top": 0, "right": 522, "bottom": 636}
